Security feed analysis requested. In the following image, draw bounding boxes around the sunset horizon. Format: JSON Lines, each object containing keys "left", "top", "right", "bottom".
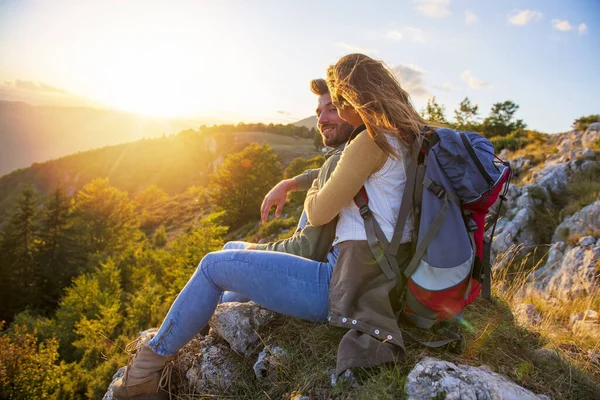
{"left": 1, "top": 0, "right": 599, "bottom": 133}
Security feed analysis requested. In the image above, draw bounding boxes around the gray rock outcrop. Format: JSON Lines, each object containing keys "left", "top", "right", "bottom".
{"left": 253, "top": 345, "right": 289, "bottom": 381}
{"left": 404, "top": 357, "right": 549, "bottom": 400}
{"left": 209, "top": 301, "right": 276, "bottom": 355}
{"left": 531, "top": 201, "right": 600, "bottom": 298}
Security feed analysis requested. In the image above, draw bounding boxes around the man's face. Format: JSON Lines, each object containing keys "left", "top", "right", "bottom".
{"left": 316, "top": 93, "right": 354, "bottom": 148}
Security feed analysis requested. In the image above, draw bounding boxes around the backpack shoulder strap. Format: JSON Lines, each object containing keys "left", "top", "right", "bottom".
{"left": 353, "top": 188, "right": 398, "bottom": 279}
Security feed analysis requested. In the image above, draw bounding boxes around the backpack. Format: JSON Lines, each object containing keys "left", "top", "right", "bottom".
{"left": 353, "top": 127, "right": 511, "bottom": 347}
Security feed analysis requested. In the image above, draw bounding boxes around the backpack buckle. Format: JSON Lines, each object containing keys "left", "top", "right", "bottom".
{"left": 359, "top": 205, "right": 372, "bottom": 218}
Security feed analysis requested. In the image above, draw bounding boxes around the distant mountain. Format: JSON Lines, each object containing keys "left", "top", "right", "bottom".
{"left": 0, "top": 101, "right": 221, "bottom": 176}
{"left": 294, "top": 115, "right": 317, "bottom": 130}
{"left": 0, "top": 128, "right": 318, "bottom": 222}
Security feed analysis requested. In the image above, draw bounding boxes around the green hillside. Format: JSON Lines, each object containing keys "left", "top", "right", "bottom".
{"left": 0, "top": 127, "right": 319, "bottom": 222}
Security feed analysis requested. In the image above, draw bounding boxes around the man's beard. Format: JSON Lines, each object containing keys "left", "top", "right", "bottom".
{"left": 321, "top": 122, "right": 355, "bottom": 148}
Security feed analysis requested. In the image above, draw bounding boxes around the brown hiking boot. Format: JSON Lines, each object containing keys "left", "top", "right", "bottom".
{"left": 111, "top": 331, "right": 177, "bottom": 400}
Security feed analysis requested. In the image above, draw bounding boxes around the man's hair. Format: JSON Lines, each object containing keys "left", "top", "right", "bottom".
{"left": 310, "top": 79, "right": 329, "bottom": 95}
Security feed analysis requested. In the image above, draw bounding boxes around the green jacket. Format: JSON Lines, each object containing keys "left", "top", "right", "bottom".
{"left": 253, "top": 145, "right": 343, "bottom": 261}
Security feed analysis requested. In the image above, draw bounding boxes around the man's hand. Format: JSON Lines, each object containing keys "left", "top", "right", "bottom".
{"left": 260, "top": 178, "right": 297, "bottom": 223}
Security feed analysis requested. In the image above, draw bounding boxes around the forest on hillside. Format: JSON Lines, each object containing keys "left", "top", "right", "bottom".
{"left": 0, "top": 100, "right": 598, "bottom": 399}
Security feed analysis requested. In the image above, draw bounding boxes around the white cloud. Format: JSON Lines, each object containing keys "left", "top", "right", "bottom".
{"left": 414, "top": 0, "right": 451, "bottom": 18}
{"left": 391, "top": 64, "right": 430, "bottom": 98}
{"left": 461, "top": 70, "right": 490, "bottom": 89}
{"left": 508, "top": 10, "right": 543, "bottom": 26}
{"left": 578, "top": 23, "right": 587, "bottom": 35}
{"left": 386, "top": 30, "right": 404, "bottom": 41}
{"left": 383, "top": 27, "right": 426, "bottom": 43}
{"left": 405, "top": 27, "right": 427, "bottom": 43}
{"left": 552, "top": 19, "right": 573, "bottom": 31}
{"left": 465, "top": 10, "right": 479, "bottom": 25}
{"left": 335, "top": 42, "right": 377, "bottom": 55}
{"left": 434, "top": 82, "right": 456, "bottom": 91}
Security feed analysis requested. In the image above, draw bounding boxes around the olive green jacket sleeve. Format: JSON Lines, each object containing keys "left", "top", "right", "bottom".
{"left": 252, "top": 148, "right": 342, "bottom": 261}
{"left": 294, "top": 168, "right": 320, "bottom": 191}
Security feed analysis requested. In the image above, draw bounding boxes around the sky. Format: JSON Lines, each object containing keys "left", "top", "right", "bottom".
{"left": 0, "top": 0, "right": 598, "bottom": 133}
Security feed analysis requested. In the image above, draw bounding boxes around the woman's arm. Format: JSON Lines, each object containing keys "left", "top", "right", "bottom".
{"left": 305, "top": 131, "right": 387, "bottom": 226}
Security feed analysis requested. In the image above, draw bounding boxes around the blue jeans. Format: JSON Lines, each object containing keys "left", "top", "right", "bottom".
{"left": 148, "top": 242, "right": 336, "bottom": 356}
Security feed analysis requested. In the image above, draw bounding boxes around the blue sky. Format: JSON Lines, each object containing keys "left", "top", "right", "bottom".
{"left": 0, "top": 0, "right": 598, "bottom": 133}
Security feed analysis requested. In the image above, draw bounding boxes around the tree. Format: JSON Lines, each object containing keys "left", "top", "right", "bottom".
{"left": 35, "top": 187, "right": 81, "bottom": 311}
{"left": 209, "top": 143, "right": 282, "bottom": 228}
{"left": 423, "top": 97, "right": 449, "bottom": 125}
{"left": 482, "top": 100, "right": 526, "bottom": 137}
{"left": 283, "top": 156, "right": 324, "bottom": 209}
{"left": 0, "top": 323, "right": 61, "bottom": 399}
{"left": 313, "top": 129, "right": 323, "bottom": 151}
{"left": 454, "top": 97, "right": 480, "bottom": 130}
{"left": 71, "top": 178, "right": 140, "bottom": 257}
{"left": 0, "top": 187, "right": 39, "bottom": 321}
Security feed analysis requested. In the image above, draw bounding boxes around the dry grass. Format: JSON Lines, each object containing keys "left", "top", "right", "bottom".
{"left": 171, "top": 248, "right": 600, "bottom": 399}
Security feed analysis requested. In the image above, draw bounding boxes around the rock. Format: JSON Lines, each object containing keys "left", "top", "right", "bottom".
{"left": 173, "top": 333, "right": 206, "bottom": 394}
{"left": 538, "top": 245, "right": 600, "bottom": 299}
{"left": 579, "top": 236, "right": 596, "bottom": 247}
{"left": 209, "top": 301, "right": 276, "bottom": 355}
{"left": 499, "top": 148, "right": 510, "bottom": 159}
{"left": 253, "top": 345, "right": 289, "bottom": 381}
{"left": 551, "top": 200, "right": 600, "bottom": 243}
{"left": 588, "top": 350, "right": 600, "bottom": 366}
{"left": 330, "top": 368, "right": 360, "bottom": 388}
{"left": 532, "top": 163, "right": 569, "bottom": 194}
{"left": 570, "top": 313, "right": 584, "bottom": 327}
{"left": 572, "top": 320, "right": 600, "bottom": 337}
{"left": 186, "top": 335, "right": 242, "bottom": 393}
{"left": 404, "top": 357, "right": 548, "bottom": 400}
{"left": 584, "top": 310, "right": 599, "bottom": 321}
{"left": 102, "top": 367, "right": 125, "bottom": 400}
{"left": 514, "top": 304, "right": 542, "bottom": 326}
{"left": 582, "top": 122, "right": 600, "bottom": 148}
{"left": 533, "top": 348, "right": 562, "bottom": 364}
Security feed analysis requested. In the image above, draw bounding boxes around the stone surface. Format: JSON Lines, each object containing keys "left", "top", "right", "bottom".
{"left": 404, "top": 357, "right": 548, "bottom": 400}
{"left": 572, "top": 320, "right": 600, "bottom": 337}
{"left": 584, "top": 309, "right": 599, "bottom": 321}
{"left": 536, "top": 244, "right": 600, "bottom": 299}
{"left": 209, "top": 301, "right": 276, "bottom": 355}
{"left": 253, "top": 345, "right": 289, "bottom": 381}
{"left": 514, "top": 304, "right": 542, "bottom": 326}
{"left": 581, "top": 122, "right": 600, "bottom": 148}
{"left": 330, "top": 368, "right": 360, "bottom": 388}
{"left": 551, "top": 201, "right": 600, "bottom": 243}
{"left": 186, "top": 335, "right": 243, "bottom": 393}
{"left": 102, "top": 367, "right": 125, "bottom": 400}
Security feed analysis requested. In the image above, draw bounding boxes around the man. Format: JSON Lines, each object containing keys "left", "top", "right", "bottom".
{"left": 228, "top": 78, "right": 354, "bottom": 262}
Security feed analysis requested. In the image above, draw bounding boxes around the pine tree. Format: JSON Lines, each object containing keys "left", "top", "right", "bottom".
{"left": 423, "top": 97, "right": 449, "bottom": 125}
{"left": 35, "top": 186, "right": 81, "bottom": 310}
{"left": 454, "top": 97, "right": 480, "bottom": 130}
{"left": 71, "top": 178, "right": 140, "bottom": 257}
{"left": 0, "top": 187, "right": 40, "bottom": 321}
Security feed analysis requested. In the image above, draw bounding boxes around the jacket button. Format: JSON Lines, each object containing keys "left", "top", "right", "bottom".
{"left": 342, "top": 318, "right": 347, "bottom": 323}
{"left": 352, "top": 320, "right": 357, "bottom": 325}
{"left": 387, "top": 335, "right": 393, "bottom": 340}
{"left": 374, "top": 329, "right": 380, "bottom": 335}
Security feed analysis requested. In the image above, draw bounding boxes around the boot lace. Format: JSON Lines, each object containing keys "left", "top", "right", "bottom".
{"left": 122, "top": 338, "right": 142, "bottom": 383}
{"left": 158, "top": 361, "right": 174, "bottom": 400}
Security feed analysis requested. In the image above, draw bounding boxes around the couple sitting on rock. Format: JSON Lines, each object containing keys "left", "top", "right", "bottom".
{"left": 112, "top": 53, "right": 427, "bottom": 399}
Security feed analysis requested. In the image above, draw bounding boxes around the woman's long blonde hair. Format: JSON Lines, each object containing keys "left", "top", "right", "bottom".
{"left": 326, "top": 53, "right": 429, "bottom": 157}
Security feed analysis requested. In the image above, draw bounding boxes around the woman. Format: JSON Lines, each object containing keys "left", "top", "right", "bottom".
{"left": 303, "top": 53, "right": 431, "bottom": 374}
{"left": 112, "top": 54, "right": 427, "bottom": 399}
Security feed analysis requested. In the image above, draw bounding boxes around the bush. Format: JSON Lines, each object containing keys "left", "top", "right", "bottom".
{"left": 573, "top": 114, "right": 600, "bottom": 132}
